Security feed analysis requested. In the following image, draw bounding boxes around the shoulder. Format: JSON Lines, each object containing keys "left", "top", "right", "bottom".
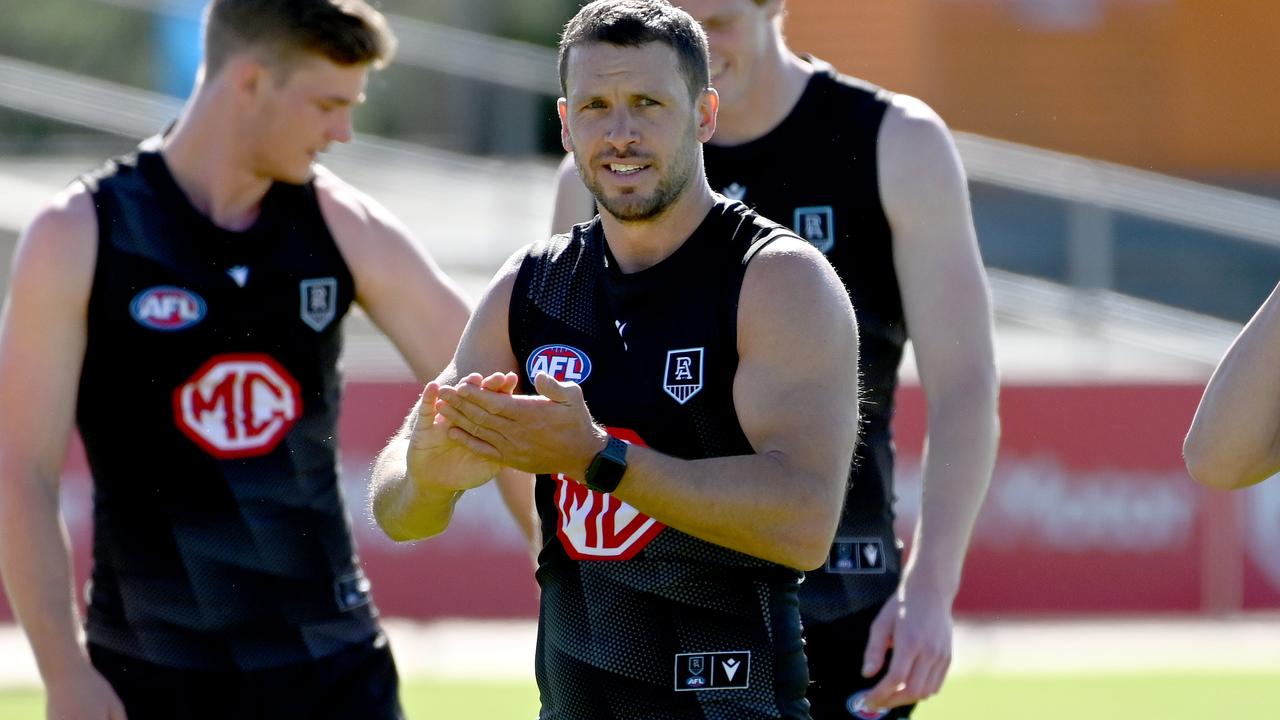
{"left": 496, "top": 242, "right": 537, "bottom": 285}
{"left": 878, "top": 94, "right": 960, "bottom": 165}
{"left": 18, "top": 183, "right": 98, "bottom": 266}
{"left": 11, "top": 182, "right": 98, "bottom": 299}
{"left": 737, "top": 235, "right": 855, "bottom": 366}
{"left": 741, "top": 231, "right": 848, "bottom": 320}
{"left": 876, "top": 94, "right": 967, "bottom": 212}
{"left": 529, "top": 220, "right": 594, "bottom": 264}
{"left": 470, "top": 243, "right": 534, "bottom": 330}
{"left": 811, "top": 58, "right": 884, "bottom": 97}
{"left": 310, "top": 165, "right": 422, "bottom": 274}
{"left": 803, "top": 58, "right": 891, "bottom": 114}
{"left": 744, "top": 234, "right": 843, "bottom": 290}
{"left": 312, "top": 165, "right": 403, "bottom": 239}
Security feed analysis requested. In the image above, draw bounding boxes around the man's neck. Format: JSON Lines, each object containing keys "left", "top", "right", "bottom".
{"left": 711, "top": 50, "right": 813, "bottom": 147}
{"left": 599, "top": 179, "right": 717, "bottom": 275}
{"left": 160, "top": 89, "right": 273, "bottom": 232}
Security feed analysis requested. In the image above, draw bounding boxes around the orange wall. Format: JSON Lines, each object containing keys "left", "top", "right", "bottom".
{"left": 784, "top": 0, "right": 1280, "bottom": 177}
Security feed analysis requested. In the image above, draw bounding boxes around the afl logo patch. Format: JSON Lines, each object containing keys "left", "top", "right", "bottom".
{"left": 130, "top": 286, "right": 206, "bottom": 331}
{"left": 526, "top": 344, "right": 592, "bottom": 384}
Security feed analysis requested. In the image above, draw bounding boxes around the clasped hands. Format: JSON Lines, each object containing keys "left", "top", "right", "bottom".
{"left": 410, "top": 371, "right": 608, "bottom": 492}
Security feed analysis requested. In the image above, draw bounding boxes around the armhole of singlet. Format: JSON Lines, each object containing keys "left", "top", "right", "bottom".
{"left": 508, "top": 240, "right": 547, "bottom": 392}
{"left": 299, "top": 180, "right": 358, "bottom": 307}
{"left": 81, "top": 176, "right": 114, "bottom": 325}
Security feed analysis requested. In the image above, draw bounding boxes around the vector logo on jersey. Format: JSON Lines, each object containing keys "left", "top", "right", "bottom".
{"left": 130, "top": 286, "right": 206, "bottom": 331}
{"left": 526, "top": 344, "right": 592, "bottom": 384}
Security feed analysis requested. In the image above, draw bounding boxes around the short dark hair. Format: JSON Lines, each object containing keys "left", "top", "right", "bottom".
{"left": 558, "top": 0, "right": 710, "bottom": 101}
{"left": 203, "top": 0, "right": 396, "bottom": 79}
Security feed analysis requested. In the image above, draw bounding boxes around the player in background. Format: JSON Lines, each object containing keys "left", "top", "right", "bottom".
{"left": 0, "top": 1, "right": 508, "bottom": 717}
{"left": 371, "top": 1, "right": 859, "bottom": 716}
{"left": 1185, "top": 281, "right": 1280, "bottom": 489}
{"left": 548, "top": 1, "right": 1000, "bottom": 717}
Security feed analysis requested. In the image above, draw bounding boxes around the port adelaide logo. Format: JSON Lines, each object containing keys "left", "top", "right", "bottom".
{"left": 526, "top": 344, "right": 592, "bottom": 384}
{"left": 130, "top": 286, "right": 206, "bottom": 331}
{"left": 300, "top": 277, "right": 338, "bottom": 332}
{"left": 663, "top": 347, "right": 704, "bottom": 404}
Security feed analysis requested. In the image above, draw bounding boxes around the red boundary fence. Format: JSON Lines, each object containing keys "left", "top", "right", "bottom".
{"left": 3, "top": 382, "right": 1277, "bottom": 622}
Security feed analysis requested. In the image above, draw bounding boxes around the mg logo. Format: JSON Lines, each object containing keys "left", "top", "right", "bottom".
{"left": 555, "top": 427, "right": 664, "bottom": 560}
{"left": 173, "top": 353, "right": 302, "bottom": 459}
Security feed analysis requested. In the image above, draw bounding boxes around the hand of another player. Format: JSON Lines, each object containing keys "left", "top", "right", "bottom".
{"left": 435, "top": 372, "right": 606, "bottom": 480}
{"left": 406, "top": 372, "right": 518, "bottom": 494}
{"left": 44, "top": 662, "right": 128, "bottom": 720}
{"left": 859, "top": 583, "right": 954, "bottom": 712}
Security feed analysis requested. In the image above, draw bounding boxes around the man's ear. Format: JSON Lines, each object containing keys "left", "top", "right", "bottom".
{"left": 227, "top": 54, "right": 273, "bottom": 109}
{"left": 696, "top": 87, "right": 719, "bottom": 143}
{"left": 558, "top": 97, "right": 573, "bottom": 154}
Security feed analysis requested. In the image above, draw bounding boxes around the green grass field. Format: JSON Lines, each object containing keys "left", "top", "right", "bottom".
{"left": 2, "top": 672, "right": 1276, "bottom": 718}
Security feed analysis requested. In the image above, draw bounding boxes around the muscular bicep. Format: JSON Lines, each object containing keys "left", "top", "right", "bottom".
{"left": 0, "top": 188, "right": 97, "bottom": 481}
{"left": 733, "top": 240, "right": 860, "bottom": 485}
{"left": 550, "top": 153, "right": 596, "bottom": 236}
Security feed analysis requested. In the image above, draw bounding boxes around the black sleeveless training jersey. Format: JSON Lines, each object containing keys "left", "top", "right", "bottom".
{"left": 511, "top": 200, "right": 811, "bottom": 719}
{"left": 703, "top": 59, "right": 904, "bottom": 622}
{"left": 76, "top": 139, "right": 378, "bottom": 670}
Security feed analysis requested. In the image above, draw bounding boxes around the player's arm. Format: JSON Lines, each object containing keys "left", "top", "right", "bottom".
{"left": 549, "top": 153, "right": 596, "bottom": 236}
{"left": 0, "top": 186, "right": 126, "bottom": 719}
{"left": 504, "top": 150, "right": 599, "bottom": 547}
{"left": 1184, "top": 281, "right": 1280, "bottom": 489}
{"left": 368, "top": 250, "right": 525, "bottom": 542}
{"left": 436, "top": 238, "right": 858, "bottom": 570}
{"left": 495, "top": 153, "right": 596, "bottom": 545}
{"left": 319, "top": 172, "right": 539, "bottom": 542}
{"left": 317, "top": 168, "right": 471, "bottom": 381}
{"left": 633, "top": 238, "right": 859, "bottom": 569}
{"left": 859, "top": 95, "right": 1000, "bottom": 711}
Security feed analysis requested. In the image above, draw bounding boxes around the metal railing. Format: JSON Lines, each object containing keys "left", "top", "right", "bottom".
{"left": 89, "top": 0, "right": 563, "bottom": 95}
{"left": 0, "top": 52, "right": 1268, "bottom": 360}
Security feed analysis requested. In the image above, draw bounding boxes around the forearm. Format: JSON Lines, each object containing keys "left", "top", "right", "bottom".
{"left": 369, "top": 436, "right": 461, "bottom": 542}
{"left": 1185, "top": 283, "right": 1280, "bottom": 488}
{"left": 906, "top": 383, "right": 999, "bottom": 600}
{"left": 612, "top": 446, "right": 845, "bottom": 570}
{"left": 495, "top": 467, "right": 539, "bottom": 551}
{"left": 0, "top": 472, "right": 89, "bottom": 682}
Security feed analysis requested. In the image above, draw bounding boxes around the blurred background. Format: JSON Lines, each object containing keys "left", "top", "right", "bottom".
{"left": 2, "top": 0, "right": 1279, "bottom": 715}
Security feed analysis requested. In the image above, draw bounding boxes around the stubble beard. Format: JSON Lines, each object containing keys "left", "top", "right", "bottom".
{"left": 579, "top": 128, "right": 700, "bottom": 224}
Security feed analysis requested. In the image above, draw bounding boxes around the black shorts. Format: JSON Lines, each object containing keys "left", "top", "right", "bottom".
{"left": 803, "top": 602, "right": 916, "bottom": 720}
{"left": 88, "top": 634, "right": 404, "bottom": 720}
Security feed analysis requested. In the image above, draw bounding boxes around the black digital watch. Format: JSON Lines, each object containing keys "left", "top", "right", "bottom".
{"left": 583, "top": 435, "right": 629, "bottom": 493}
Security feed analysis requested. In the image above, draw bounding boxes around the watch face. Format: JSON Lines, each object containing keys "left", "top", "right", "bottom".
{"left": 586, "top": 436, "right": 628, "bottom": 493}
